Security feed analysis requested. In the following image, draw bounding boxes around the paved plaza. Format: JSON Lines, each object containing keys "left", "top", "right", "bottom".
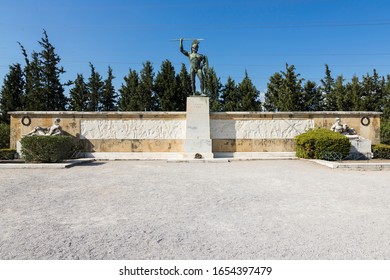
{"left": 0, "top": 160, "right": 389, "bottom": 259}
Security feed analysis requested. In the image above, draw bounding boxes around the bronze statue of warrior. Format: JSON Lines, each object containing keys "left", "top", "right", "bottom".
{"left": 179, "top": 38, "right": 208, "bottom": 96}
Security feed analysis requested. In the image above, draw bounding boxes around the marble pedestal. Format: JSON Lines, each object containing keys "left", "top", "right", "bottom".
{"left": 347, "top": 135, "right": 373, "bottom": 159}
{"left": 184, "top": 97, "right": 213, "bottom": 159}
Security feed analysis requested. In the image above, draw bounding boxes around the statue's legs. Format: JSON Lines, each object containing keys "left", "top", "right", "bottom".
{"left": 197, "top": 70, "right": 205, "bottom": 96}
{"left": 190, "top": 70, "right": 196, "bottom": 95}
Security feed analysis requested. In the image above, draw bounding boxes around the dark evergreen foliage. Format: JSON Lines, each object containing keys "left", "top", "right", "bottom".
{"left": 301, "top": 80, "right": 323, "bottom": 111}
{"left": 100, "top": 66, "right": 117, "bottom": 111}
{"left": 21, "top": 50, "right": 45, "bottom": 110}
{"left": 264, "top": 64, "right": 304, "bottom": 111}
{"left": 18, "top": 31, "right": 67, "bottom": 111}
{"left": 221, "top": 77, "right": 239, "bottom": 111}
{"left": 118, "top": 69, "right": 139, "bottom": 111}
{"left": 175, "top": 64, "right": 191, "bottom": 111}
{"left": 38, "top": 30, "right": 68, "bottom": 110}
{"left": 238, "top": 71, "right": 261, "bottom": 111}
{"left": 204, "top": 67, "right": 222, "bottom": 112}
{"left": 0, "top": 64, "right": 24, "bottom": 123}
{"left": 69, "top": 74, "right": 88, "bottom": 111}
{"left": 86, "top": 63, "right": 104, "bottom": 111}
{"left": 321, "top": 64, "right": 337, "bottom": 111}
{"left": 138, "top": 61, "right": 156, "bottom": 111}
{"left": 154, "top": 60, "right": 177, "bottom": 111}
{"left": 264, "top": 72, "right": 283, "bottom": 111}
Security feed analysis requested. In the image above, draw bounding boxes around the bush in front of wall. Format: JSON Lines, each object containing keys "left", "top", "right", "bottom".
{"left": 295, "top": 128, "right": 351, "bottom": 161}
{"left": 0, "top": 148, "right": 16, "bottom": 160}
{"left": 20, "top": 136, "right": 75, "bottom": 163}
{"left": 0, "top": 123, "right": 10, "bottom": 149}
{"left": 372, "top": 144, "right": 390, "bottom": 159}
{"left": 380, "top": 120, "right": 390, "bottom": 145}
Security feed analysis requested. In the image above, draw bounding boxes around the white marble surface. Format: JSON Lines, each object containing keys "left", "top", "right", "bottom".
{"left": 80, "top": 119, "right": 186, "bottom": 139}
{"left": 211, "top": 119, "right": 314, "bottom": 139}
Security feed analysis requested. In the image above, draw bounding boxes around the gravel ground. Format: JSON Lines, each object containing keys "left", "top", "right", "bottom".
{"left": 0, "top": 160, "right": 389, "bottom": 260}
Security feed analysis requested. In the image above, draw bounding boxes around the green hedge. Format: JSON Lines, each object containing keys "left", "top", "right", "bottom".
{"left": 295, "top": 128, "right": 351, "bottom": 161}
{"left": 0, "top": 148, "right": 16, "bottom": 160}
{"left": 380, "top": 120, "right": 390, "bottom": 145}
{"left": 372, "top": 144, "right": 390, "bottom": 159}
{"left": 0, "top": 123, "right": 10, "bottom": 149}
{"left": 20, "top": 136, "right": 75, "bottom": 163}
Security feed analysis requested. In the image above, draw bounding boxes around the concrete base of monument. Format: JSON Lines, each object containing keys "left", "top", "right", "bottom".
{"left": 82, "top": 152, "right": 215, "bottom": 160}
{"left": 214, "top": 152, "right": 297, "bottom": 160}
{"left": 184, "top": 139, "right": 213, "bottom": 159}
{"left": 81, "top": 152, "right": 296, "bottom": 161}
{"left": 82, "top": 152, "right": 184, "bottom": 160}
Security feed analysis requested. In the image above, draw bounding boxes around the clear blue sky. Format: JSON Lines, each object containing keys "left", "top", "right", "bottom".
{"left": 1, "top": 0, "right": 390, "bottom": 98}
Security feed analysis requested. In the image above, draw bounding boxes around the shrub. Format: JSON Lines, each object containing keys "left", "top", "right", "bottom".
{"left": 295, "top": 128, "right": 351, "bottom": 161}
{"left": 380, "top": 120, "right": 390, "bottom": 145}
{"left": 372, "top": 144, "right": 390, "bottom": 159}
{"left": 0, "top": 123, "right": 10, "bottom": 149}
{"left": 20, "top": 136, "right": 75, "bottom": 163}
{"left": 0, "top": 148, "right": 16, "bottom": 160}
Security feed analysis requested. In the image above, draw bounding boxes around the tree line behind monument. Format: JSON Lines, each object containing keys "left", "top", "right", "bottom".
{"left": 1, "top": 31, "right": 390, "bottom": 144}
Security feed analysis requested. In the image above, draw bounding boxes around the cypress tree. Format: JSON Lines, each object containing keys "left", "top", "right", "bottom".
{"left": 69, "top": 74, "right": 88, "bottom": 111}
{"left": 345, "top": 75, "right": 363, "bottom": 111}
{"left": 118, "top": 69, "right": 139, "bottom": 111}
{"left": 204, "top": 67, "right": 222, "bottom": 112}
{"left": 138, "top": 61, "right": 156, "bottom": 111}
{"left": 264, "top": 72, "right": 283, "bottom": 111}
{"left": 0, "top": 63, "right": 24, "bottom": 123}
{"left": 38, "top": 30, "right": 67, "bottom": 110}
{"left": 238, "top": 71, "right": 261, "bottom": 111}
{"left": 321, "top": 64, "right": 337, "bottom": 110}
{"left": 175, "top": 64, "right": 191, "bottom": 111}
{"left": 280, "top": 64, "right": 303, "bottom": 111}
{"left": 18, "top": 31, "right": 67, "bottom": 111}
{"left": 100, "top": 66, "right": 117, "bottom": 111}
{"left": 382, "top": 75, "right": 390, "bottom": 121}
{"left": 154, "top": 60, "right": 177, "bottom": 111}
{"left": 86, "top": 63, "right": 104, "bottom": 111}
{"left": 333, "top": 76, "right": 350, "bottom": 111}
{"left": 301, "top": 80, "right": 322, "bottom": 111}
{"left": 360, "top": 69, "right": 384, "bottom": 112}
{"left": 21, "top": 48, "right": 45, "bottom": 111}
{"left": 221, "top": 77, "right": 239, "bottom": 111}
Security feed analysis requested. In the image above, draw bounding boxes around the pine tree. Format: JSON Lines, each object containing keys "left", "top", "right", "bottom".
{"left": 138, "top": 61, "right": 155, "bottom": 111}
{"left": 20, "top": 46, "right": 45, "bottom": 111}
{"left": 69, "top": 74, "right": 88, "bottom": 111}
{"left": 345, "top": 75, "right": 363, "bottom": 111}
{"left": 118, "top": 69, "right": 139, "bottom": 111}
{"left": 86, "top": 63, "right": 104, "bottom": 111}
{"left": 321, "top": 64, "right": 337, "bottom": 110}
{"left": 333, "top": 76, "right": 350, "bottom": 111}
{"left": 360, "top": 69, "right": 384, "bottom": 112}
{"left": 204, "top": 67, "right": 222, "bottom": 112}
{"left": 280, "top": 64, "right": 303, "bottom": 111}
{"left": 100, "top": 66, "right": 117, "bottom": 111}
{"left": 174, "top": 64, "right": 191, "bottom": 111}
{"left": 382, "top": 75, "right": 390, "bottom": 121}
{"left": 154, "top": 60, "right": 177, "bottom": 111}
{"left": 0, "top": 64, "right": 24, "bottom": 123}
{"left": 301, "top": 80, "right": 322, "bottom": 111}
{"left": 18, "top": 31, "right": 67, "bottom": 111}
{"left": 264, "top": 72, "right": 283, "bottom": 111}
{"left": 38, "top": 30, "right": 68, "bottom": 110}
{"left": 238, "top": 71, "right": 261, "bottom": 111}
{"left": 221, "top": 77, "right": 239, "bottom": 111}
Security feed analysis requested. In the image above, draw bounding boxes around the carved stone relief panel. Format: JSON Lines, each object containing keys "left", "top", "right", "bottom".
{"left": 80, "top": 119, "right": 186, "bottom": 139}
